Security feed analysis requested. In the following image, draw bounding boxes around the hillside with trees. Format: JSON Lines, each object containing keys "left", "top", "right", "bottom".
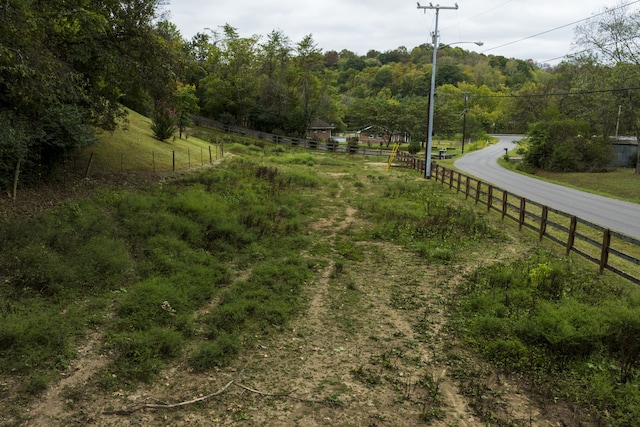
{"left": 2, "top": 1, "right": 640, "bottom": 188}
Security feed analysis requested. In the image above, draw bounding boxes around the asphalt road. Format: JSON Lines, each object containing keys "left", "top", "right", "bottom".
{"left": 453, "top": 135, "right": 640, "bottom": 240}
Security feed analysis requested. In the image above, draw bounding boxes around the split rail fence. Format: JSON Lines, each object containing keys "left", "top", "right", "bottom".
{"left": 394, "top": 152, "right": 640, "bottom": 285}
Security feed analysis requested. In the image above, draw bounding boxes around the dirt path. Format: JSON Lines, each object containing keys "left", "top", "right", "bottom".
{"left": 17, "top": 167, "right": 583, "bottom": 426}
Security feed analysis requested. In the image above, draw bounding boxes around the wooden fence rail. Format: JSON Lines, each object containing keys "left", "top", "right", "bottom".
{"left": 394, "top": 151, "right": 640, "bottom": 285}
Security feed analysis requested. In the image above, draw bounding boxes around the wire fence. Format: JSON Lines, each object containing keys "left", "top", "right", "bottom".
{"left": 394, "top": 152, "right": 640, "bottom": 285}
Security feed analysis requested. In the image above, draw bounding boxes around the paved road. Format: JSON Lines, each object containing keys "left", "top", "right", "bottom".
{"left": 454, "top": 134, "right": 640, "bottom": 240}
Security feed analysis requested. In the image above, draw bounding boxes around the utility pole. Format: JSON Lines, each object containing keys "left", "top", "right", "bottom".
{"left": 417, "top": 2, "right": 459, "bottom": 179}
{"left": 461, "top": 92, "right": 468, "bottom": 154}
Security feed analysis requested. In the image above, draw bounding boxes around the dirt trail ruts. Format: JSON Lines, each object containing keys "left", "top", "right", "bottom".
{"left": 16, "top": 166, "right": 588, "bottom": 426}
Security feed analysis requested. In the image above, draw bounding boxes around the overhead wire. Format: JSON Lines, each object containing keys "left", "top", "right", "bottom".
{"left": 475, "top": 86, "right": 640, "bottom": 99}
{"left": 478, "top": 0, "right": 640, "bottom": 62}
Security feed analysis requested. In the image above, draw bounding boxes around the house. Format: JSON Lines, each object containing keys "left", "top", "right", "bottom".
{"left": 307, "top": 119, "right": 335, "bottom": 142}
{"left": 355, "top": 125, "right": 409, "bottom": 146}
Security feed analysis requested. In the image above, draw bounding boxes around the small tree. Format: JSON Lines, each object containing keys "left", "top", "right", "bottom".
{"left": 175, "top": 85, "right": 200, "bottom": 139}
{"left": 151, "top": 100, "right": 177, "bottom": 141}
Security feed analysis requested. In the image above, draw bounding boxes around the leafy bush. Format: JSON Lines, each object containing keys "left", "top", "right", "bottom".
{"left": 524, "top": 120, "right": 613, "bottom": 172}
{"left": 189, "top": 332, "right": 241, "bottom": 371}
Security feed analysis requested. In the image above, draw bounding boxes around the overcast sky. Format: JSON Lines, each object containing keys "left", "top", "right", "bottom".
{"left": 165, "top": 0, "right": 630, "bottom": 65}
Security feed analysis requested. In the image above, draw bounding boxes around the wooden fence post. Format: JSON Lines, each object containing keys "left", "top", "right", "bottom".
{"left": 456, "top": 172, "right": 462, "bottom": 193}
{"left": 12, "top": 159, "right": 21, "bottom": 201}
{"left": 539, "top": 206, "right": 548, "bottom": 241}
{"left": 501, "top": 191, "right": 508, "bottom": 220}
{"left": 519, "top": 198, "right": 526, "bottom": 230}
{"left": 567, "top": 216, "right": 577, "bottom": 256}
{"left": 449, "top": 169, "right": 454, "bottom": 189}
{"left": 475, "top": 181, "right": 481, "bottom": 205}
{"left": 599, "top": 229, "right": 611, "bottom": 273}
{"left": 209, "top": 146, "right": 212, "bottom": 163}
{"left": 487, "top": 185, "right": 493, "bottom": 212}
{"left": 465, "top": 176, "right": 470, "bottom": 199}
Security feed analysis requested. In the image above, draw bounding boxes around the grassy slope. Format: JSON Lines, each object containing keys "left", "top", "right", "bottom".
{"left": 80, "top": 108, "right": 219, "bottom": 173}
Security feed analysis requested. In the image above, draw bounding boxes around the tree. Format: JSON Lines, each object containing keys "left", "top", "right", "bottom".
{"left": 524, "top": 119, "right": 612, "bottom": 172}
{"left": 150, "top": 100, "right": 177, "bottom": 141}
{"left": 200, "top": 24, "right": 260, "bottom": 124}
{"left": 290, "top": 35, "right": 327, "bottom": 136}
{"left": 574, "top": 2, "right": 640, "bottom": 173}
{"left": 175, "top": 85, "right": 200, "bottom": 139}
{"left": 574, "top": 3, "right": 640, "bottom": 66}
{"left": 0, "top": 0, "right": 174, "bottom": 185}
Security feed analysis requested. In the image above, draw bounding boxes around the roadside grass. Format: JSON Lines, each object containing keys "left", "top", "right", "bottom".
{"left": 451, "top": 246, "right": 640, "bottom": 426}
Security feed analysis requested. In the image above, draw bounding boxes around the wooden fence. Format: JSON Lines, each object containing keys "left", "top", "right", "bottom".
{"left": 194, "top": 116, "right": 390, "bottom": 156}
{"left": 394, "top": 152, "right": 640, "bottom": 285}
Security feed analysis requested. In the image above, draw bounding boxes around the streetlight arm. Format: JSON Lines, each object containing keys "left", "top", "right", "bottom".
{"left": 443, "top": 41, "right": 483, "bottom": 46}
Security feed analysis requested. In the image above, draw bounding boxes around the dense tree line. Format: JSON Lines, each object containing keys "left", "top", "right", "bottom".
{"left": 2, "top": 0, "right": 640, "bottom": 191}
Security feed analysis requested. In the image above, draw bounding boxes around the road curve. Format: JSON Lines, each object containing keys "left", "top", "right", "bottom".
{"left": 454, "top": 135, "right": 640, "bottom": 240}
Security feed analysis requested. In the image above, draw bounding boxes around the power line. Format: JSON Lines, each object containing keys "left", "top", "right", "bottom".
{"left": 480, "top": 0, "right": 640, "bottom": 56}
{"left": 475, "top": 86, "right": 640, "bottom": 99}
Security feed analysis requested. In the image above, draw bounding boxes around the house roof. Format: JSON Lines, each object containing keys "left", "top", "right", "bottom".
{"left": 355, "top": 125, "right": 390, "bottom": 134}
{"left": 308, "top": 119, "right": 335, "bottom": 130}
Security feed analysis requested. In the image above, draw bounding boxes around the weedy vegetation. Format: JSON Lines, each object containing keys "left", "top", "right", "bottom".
{"left": 1, "top": 139, "right": 639, "bottom": 426}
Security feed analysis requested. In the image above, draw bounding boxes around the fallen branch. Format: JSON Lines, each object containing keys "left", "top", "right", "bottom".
{"left": 104, "top": 375, "right": 338, "bottom": 416}
{"left": 234, "top": 383, "right": 334, "bottom": 406}
{"left": 103, "top": 374, "right": 238, "bottom": 415}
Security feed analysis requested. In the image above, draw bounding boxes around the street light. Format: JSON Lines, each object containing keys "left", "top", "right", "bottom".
{"left": 417, "top": 2, "right": 459, "bottom": 179}
{"left": 441, "top": 41, "right": 484, "bottom": 47}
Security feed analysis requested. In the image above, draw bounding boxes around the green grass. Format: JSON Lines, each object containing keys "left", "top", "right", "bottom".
{"left": 452, "top": 247, "right": 640, "bottom": 425}
{"left": 0, "top": 157, "right": 319, "bottom": 395}
{"left": 76, "top": 108, "right": 222, "bottom": 173}
{"left": 3, "top": 117, "right": 640, "bottom": 425}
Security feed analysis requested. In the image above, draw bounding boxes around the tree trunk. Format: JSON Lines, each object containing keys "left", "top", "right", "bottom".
{"left": 12, "top": 158, "right": 21, "bottom": 201}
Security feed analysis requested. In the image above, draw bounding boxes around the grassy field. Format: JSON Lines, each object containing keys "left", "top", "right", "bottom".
{"left": 1, "top": 122, "right": 640, "bottom": 426}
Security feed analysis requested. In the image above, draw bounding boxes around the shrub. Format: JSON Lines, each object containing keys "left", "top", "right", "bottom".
{"left": 189, "top": 332, "right": 241, "bottom": 371}
{"left": 408, "top": 141, "right": 421, "bottom": 155}
{"left": 150, "top": 100, "right": 177, "bottom": 141}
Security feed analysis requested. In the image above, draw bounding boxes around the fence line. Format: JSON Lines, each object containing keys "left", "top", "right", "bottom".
{"left": 194, "top": 115, "right": 392, "bottom": 156}
{"left": 394, "top": 151, "right": 640, "bottom": 285}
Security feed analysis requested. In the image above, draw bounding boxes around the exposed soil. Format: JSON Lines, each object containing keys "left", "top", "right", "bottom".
{"left": 5, "top": 164, "right": 598, "bottom": 427}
